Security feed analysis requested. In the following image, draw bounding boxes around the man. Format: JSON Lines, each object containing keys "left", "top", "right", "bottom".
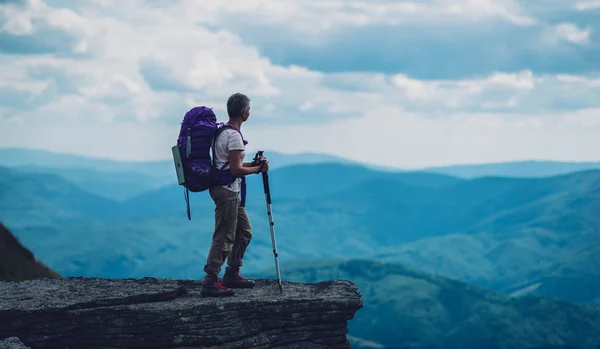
{"left": 201, "top": 93, "right": 269, "bottom": 297}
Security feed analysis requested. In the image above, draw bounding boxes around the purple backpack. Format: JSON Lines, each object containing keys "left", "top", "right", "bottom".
{"left": 175, "top": 106, "right": 247, "bottom": 219}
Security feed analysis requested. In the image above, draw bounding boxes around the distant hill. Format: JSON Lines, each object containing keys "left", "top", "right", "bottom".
{"left": 0, "top": 148, "right": 176, "bottom": 202}
{"left": 243, "top": 162, "right": 460, "bottom": 198}
{"left": 0, "top": 147, "right": 356, "bottom": 174}
{"left": 250, "top": 259, "right": 600, "bottom": 349}
{"left": 0, "top": 222, "right": 60, "bottom": 282}
{"left": 12, "top": 165, "right": 172, "bottom": 202}
{"left": 0, "top": 147, "right": 364, "bottom": 201}
{"left": 360, "top": 170, "right": 600, "bottom": 302}
{"left": 123, "top": 162, "right": 461, "bottom": 217}
{"left": 423, "top": 160, "right": 600, "bottom": 179}
{"left": 502, "top": 243, "right": 600, "bottom": 307}
{"left": 2, "top": 158, "right": 600, "bottom": 310}
{"left": 0, "top": 147, "right": 173, "bottom": 174}
{"left": 0, "top": 166, "right": 126, "bottom": 227}
{"left": 4, "top": 147, "right": 600, "bottom": 184}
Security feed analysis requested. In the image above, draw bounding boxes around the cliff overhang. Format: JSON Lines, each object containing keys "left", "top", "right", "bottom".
{"left": 0, "top": 276, "right": 362, "bottom": 348}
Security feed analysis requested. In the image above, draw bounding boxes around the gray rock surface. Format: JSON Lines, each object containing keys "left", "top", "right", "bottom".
{"left": 0, "top": 337, "right": 30, "bottom": 349}
{"left": 0, "top": 277, "right": 362, "bottom": 349}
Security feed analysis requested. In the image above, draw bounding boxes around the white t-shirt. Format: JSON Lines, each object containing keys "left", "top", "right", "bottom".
{"left": 213, "top": 127, "right": 245, "bottom": 193}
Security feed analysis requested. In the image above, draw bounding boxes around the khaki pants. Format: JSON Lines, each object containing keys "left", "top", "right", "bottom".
{"left": 203, "top": 186, "right": 252, "bottom": 278}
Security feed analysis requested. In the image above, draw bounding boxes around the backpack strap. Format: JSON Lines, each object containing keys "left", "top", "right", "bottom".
{"left": 186, "top": 127, "right": 192, "bottom": 158}
{"left": 240, "top": 176, "right": 247, "bottom": 207}
{"left": 184, "top": 187, "right": 191, "bottom": 220}
{"left": 212, "top": 125, "right": 232, "bottom": 171}
{"left": 212, "top": 124, "right": 249, "bottom": 207}
{"left": 212, "top": 124, "right": 248, "bottom": 172}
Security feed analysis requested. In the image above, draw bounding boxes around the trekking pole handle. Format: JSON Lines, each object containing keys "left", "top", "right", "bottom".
{"left": 253, "top": 150, "right": 272, "bottom": 204}
{"left": 252, "top": 150, "right": 265, "bottom": 166}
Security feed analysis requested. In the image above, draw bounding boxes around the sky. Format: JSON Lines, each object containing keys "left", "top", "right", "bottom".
{"left": 0, "top": 0, "right": 599, "bottom": 169}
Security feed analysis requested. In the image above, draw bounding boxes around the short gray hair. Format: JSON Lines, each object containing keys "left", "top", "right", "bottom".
{"left": 226, "top": 93, "right": 251, "bottom": 118}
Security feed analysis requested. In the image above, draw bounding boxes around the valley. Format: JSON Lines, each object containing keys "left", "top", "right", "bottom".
{"left": 1, "top": 147, "right": 600, "bottom": 347}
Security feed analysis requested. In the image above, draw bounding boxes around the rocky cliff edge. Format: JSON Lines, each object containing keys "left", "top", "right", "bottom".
{"left": 0, "top": 276, "right": 362, "bottom": 349}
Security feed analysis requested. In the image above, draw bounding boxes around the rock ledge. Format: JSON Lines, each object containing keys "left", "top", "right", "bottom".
{"left": 0, "top": 277, "right": 362, "bottom": 349}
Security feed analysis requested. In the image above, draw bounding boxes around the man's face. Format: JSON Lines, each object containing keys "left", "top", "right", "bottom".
{"left": 242, "top": 106, "right": 251, "bottom": 121}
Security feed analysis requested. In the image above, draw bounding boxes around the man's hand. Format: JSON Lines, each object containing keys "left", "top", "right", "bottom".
{"left": 251, "top": 152, "right": 269, "bottom": 173}
{"left": 252, "top": 155, "right": 267, "bottom": 164}
{"left": 259, "top": 160, "right": 270, "bottom": 173}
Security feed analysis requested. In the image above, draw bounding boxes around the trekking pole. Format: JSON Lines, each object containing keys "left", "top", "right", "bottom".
{"left": 254, "top": 151, "right": 283, "bottom": 294}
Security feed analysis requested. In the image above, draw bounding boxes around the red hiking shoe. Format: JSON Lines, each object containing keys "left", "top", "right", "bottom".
{"left": 201, "top": 275, "right": 235, "bottom": 297}
{"left": 222, "top": 267, "right": 256, "bottom": 289}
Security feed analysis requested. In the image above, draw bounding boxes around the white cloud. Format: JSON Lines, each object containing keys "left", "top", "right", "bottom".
{"left": 192, "top": 0, "right": 537, "bottom": 31}
{"left": 243, "top": 107, "right": 600, "bottom": 168}
{"left": 553, "top": 22, "right": 591, "bottom": 44}
{"left": 556, "top": 74, "right": 600, "bottom": 86}
{"left": 575, "top": 0, "right": 600, "bottom": 10}
{"left": 388, "top": 70, "right": 535, "bottom": 107}
{"left": 0, "top": 0, "right": 92, "bottom": 53}
{"left": 0, "top": 0, "right": 598, "bottom": 167}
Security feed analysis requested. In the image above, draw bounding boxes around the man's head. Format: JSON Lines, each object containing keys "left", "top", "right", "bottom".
{"left": 227, "top": 93, "right": 251, "bottom": 121}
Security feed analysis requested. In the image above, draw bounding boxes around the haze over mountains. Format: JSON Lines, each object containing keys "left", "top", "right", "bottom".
{"left": 3, "top": 147, "right": 600, "bottom": 200}
{"left": 2, "top": 147, "right": 600, "bottom": 348}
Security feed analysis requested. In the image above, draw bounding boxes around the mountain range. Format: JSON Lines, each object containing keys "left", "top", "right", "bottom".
{"left": 2, "top": 220, "right": 600, "bottom": 349}
{"left": 0, "top": 148, "right": 360, "bottom": 201}
{"left": 250, "top": 259, "right": 600, "bottom": 349}
{"left": 2, "top": 147, "right": 600, "bottom": 201}
{"left": 423, "top": 160, "right": 600, "bottom": 179}
{"left": 1, "top": 147, "right": 600, "bottom": 347}
{"left": 1, "top": 148, "right": 599, "bottom": 307}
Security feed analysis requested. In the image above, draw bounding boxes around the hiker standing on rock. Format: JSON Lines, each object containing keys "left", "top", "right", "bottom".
{"left": 201, "top": 93, "right": 269, "bottom": 297}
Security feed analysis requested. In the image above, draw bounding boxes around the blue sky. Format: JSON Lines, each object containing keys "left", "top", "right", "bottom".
{"left": 0, "top": 0, "right": 599, "bottom": 169}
